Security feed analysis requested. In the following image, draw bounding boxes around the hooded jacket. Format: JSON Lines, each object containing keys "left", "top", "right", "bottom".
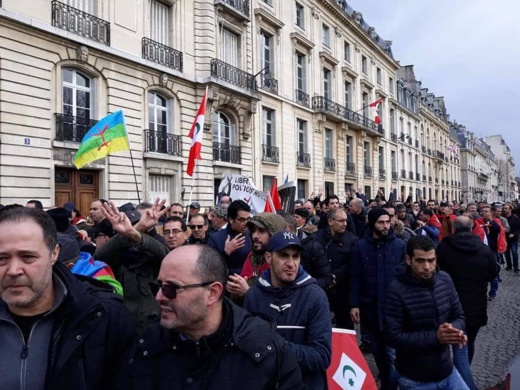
{"left": 384, "top": 267, "right": 465, "bottom": 383}
{"left": 244, "top": 267, "right": 332, "bottom": 390}
{"left": 0, "top": 262, "right": 135, "bottom": 390}
{"left": 116, "top": 298, "right": 303, "bottom": 390}
{"left": 349, "top": 229, "right": 406, "bottom": 330}
{"left": 436, "top": 232, "right": 499, "bottom": 327}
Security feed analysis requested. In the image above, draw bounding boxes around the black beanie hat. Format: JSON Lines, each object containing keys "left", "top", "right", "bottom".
{"left": 367, "top": 208, "right": 390, "bottom": 229}
{"left": 294, "top": 208, "right": 310, "bottom": 221}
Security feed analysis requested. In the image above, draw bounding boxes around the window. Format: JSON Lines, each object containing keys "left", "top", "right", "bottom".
{"left": 260, "top": 30, "right": 274, "bottom": 74}
{"left": 379, "top": 147, "right": 385, "bottom": 170}
{"left": 325, "top": 128, "right": 333, "bottom": 158}
{"left": 295, "top": 2, "right": 304, "bottom": 29}
{"left": 322, "top": 24, "right": 330, "bottom": 47}
{"left": 376, "top": 67, "right": 382, "bottom": 85}
{"left": 297, "top": 119, "right": 307, "bottom": 154}
{"left": 148, "top": 92, "right": 169, "bottom": 134}
{"left": 389, "top": 109, "right": 396, "bottom": 135}
{"left": 262, "top": 0, "right": 273, "bottom": 5}
{"left": 262, "top": 107, "right": 275, "bottom": 147}
{"left": 212, "top": 111, "right": 235, "bottom": 146}
{"left": 343, "top": 41, "right": 351, "bottom": 62}
{"left": 363, "top": 141, "right": 371, "bottom": 167}
{"left": 391, "top": 150, "right": 397, "bottom": 172}
{"left": 362, "top": 92, "right": 369, "bottom": 119}
{"left": 297, "top": 179, "right": 307, "bottom": 200}
{"left": 62, "top": 68, "right": 94, "bottom": 121}
{"left": 149, "top": 175, "right": 171, "bottom": 202}
{"left": 325, "top": 181, "right": 334, "bottom": 197}
{"left": 295, "top": 52, "right": 306, "bottom": 92}
{"left": 66, "top": 0, "right": 96, "bottom": 14}
{"left": 263, "top": 176, "right": 275, "bottom": 191}
{"left": 323, "top": 68, "right": 332, "bottom": 99}
{"left": 346, "top": 136, "right": 353, "bottom": 163}
{"left": 361, "top": 55, "right": 368, "bottom": 75}
{"left": 344, "top": 81, "right": 352, "bottom": 110}
{"left": 219, "top": 28, "right": 239, "bottom": 67}
{"left": 149, "top": 0, "right": 169, "bottom": 45}
{"left": 389, "top": 77, "right": 394, "bottom": 93}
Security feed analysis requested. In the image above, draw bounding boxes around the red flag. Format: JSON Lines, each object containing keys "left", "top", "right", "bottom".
{"left": 264, "top": 177, "right": 282, "bottom": 212}
{"left": 327, "top": 329, "right": 377, "bottom": 390}
{"left": 369, "top": 98, "right": 383, "bottom": 124}
{"left": 187, "top": 91, "right": 207, "bottom": 176}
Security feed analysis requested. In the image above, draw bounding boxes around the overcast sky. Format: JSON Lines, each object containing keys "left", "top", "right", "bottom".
{"left": 347, "top": 0, "right": 520, "bottom": 174}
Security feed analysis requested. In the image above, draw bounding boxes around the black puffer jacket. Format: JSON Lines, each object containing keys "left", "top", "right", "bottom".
{"left": 384, "top": 267, "right": 465, "bottom": 382}
{"left": 300, "top": 234, "right": 333, "bottom": 290}
{"left": 436, "top": 232, "right": 499, "bottom": 327}
{"left": 116, "top": 299, "right": 303, "bottom": 390}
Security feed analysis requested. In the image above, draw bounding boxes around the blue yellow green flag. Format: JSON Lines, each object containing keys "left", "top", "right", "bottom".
{"left": 73, "top": 110, "right": 130, "bottom": 169}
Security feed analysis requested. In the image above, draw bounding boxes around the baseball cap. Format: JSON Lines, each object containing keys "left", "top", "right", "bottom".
{"left": 57, "top": 233, "right": 80, "bottom": 263}
{"left": 63, "top": 202, "right": 77, "bottom": 212}
{"left": 267, "top": 231, "right": 303, "bottom": 253}
{"left": 90, "top": 219, "right": 115, "bottom": 238}
{"left": 124, "top": 209, "right": 141, "bottom": 225}
{"left": 189, "top": 202, "right": 201, "bottom": 209}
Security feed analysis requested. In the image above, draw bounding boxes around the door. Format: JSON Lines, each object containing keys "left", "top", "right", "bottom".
{"left": 55, "top": 168, "right": 99, "bottom": 218}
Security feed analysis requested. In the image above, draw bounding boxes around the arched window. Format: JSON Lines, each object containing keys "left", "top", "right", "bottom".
{"left": 147, "top": 92, "right": 174, "bottom": 154}
{"left": 212, "top": 111, "right": 239, "bottom": 163}
{"left": 60, "top": 68, "right": 95, "bottom": 142}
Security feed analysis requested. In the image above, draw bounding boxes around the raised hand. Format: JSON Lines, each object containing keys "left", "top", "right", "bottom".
{"left": 224, "top": 233, "right": 246, "bottom": 256}
{"left": 101, "top": 201, "right": 142, "bottom": 243}
{"left": 135, "top": 198, "right": 169, "bottom": 233}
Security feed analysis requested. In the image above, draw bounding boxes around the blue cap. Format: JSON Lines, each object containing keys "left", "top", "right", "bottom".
{"left": 267, "top": 231, "right": 303, "bottom": 253}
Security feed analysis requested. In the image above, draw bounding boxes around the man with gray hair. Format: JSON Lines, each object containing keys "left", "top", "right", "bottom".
{"left": 208, "top": 205, "right": 228, "bottom": 233}
{"left": 349, "top": 197, "right": 367, "bottom": 239}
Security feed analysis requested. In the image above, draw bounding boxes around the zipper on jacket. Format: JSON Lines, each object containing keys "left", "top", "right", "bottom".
{"left": 18, "top": 319, "right": 41, "bottom": 390}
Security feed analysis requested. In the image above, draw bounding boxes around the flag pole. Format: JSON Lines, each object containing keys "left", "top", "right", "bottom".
{"left": 129, "top": 148, "right": 141, "bottom": 205}
{"left": 186, "top": 170, "right": 196, "bottom": 224}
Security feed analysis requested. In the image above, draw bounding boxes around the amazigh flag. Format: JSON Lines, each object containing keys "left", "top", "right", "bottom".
{"left": 327, "top": 329, "right": 377, "bottom": 390}
{"left": 369, "top": 98, "right": 384, "bottom": 124}
{"left": 187, "top": 89, "right": 207, "bottom": 176}
{"left": 73, "top": 110, "right": 130, "bottom": 169}
{"left": 264, "top": 177, "right": 282, "bottom": 212}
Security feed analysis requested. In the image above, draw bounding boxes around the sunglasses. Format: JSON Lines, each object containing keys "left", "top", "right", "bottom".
{"left": 149, "top": 281, "right": 214, "bottom": 299}
{"left": 189, "top": 224, "right": 205, "bottom": 230}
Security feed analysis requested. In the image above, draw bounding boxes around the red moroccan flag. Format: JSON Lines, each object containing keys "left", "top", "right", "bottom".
{"left": 327, "top": 329, "right": 377, "bottom": 390}
{"left": 264, "top": 177, "right": 282, "bottom": 212}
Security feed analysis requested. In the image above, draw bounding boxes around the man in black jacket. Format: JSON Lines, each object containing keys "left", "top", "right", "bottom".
{"left": 0, "top": 207, "right": 135, "bottom": 389}
{"left": 384, "top": 235, "right": 469, "bottom": 390}
{"left": 313, "top": 208, "right": 358, "bottom": 329}
{"left": 116, "top": 244, "right": 303, "bottom": 390}
{"left": 503, "top": 203, "right": 520, "bottom": 273}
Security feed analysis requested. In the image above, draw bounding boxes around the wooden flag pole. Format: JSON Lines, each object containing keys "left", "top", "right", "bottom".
{"left": 186, "top": 168, "right": 196, "bottom": 224}
{"left": 128, "top": 148, "right": 141, "bottom": 205}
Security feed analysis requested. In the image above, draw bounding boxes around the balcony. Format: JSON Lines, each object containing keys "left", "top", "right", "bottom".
{"left": 364, "top": 166, "right": 373, "bottom": 177}
{"left": 422, "top": 146, "right": 426, "bottom": 153}
{"left": 324, "top": 157, "right": 336, "bottom": 172}
{"left": 295, "top": 89, "right": 310, "bottom": 107}
{"left": 407, "top": 138, "right": 413, "bottom": 146}
{"left": 142, "top": 38, "right": 183, "bottom": 72}
{"left": 262, "top": 144, "right": 279, "bottom": 163}
{"left": 312, "top": 96, "right": 379, "bottom": 134}
{"left": 55, "top": 113, "right": 98, "bottom": 142}
{"left": 416, "top": 173, "right": 421, "bottom": 181}
{"left": 213, "top": 142, "right": 241, "bottom": 164}
{"left": 401, "top": 169, "right": 406, "bottom": 179}
{"left": 392, "top": 171, "right": 398, "bottom": 181}
{"left": 408, "top": 171, "right": 414, "bottom": 180}
{"left": 297, "top": 152, "right": 311, "bottom": 168}
{"left": 435, "top": 150, "right": 445, "bottom": 161}
{"left": 379, "top": 168, "right": 386, "bottom": 179}
{"left": 391, "top": 133, "right": 398, "bottom": 143}
{"left": 144, "top": 129, "right": 182, "bottom": 156}
{"left": 415, "top": 140, "right": 419, "bottom": 148}
{"left": 51, "top": 0, "right": 110, "bottom": 45}
{"left": 260, "top": 73, "right": 278, "bottom": 95}
{"left": 210, "top": 59, "right": 257, "bottom": 92}
{"left": 346, "top": 162, "right": 356, "bottom": 175}
{"left": 214, "top": 0, "right": 250, "bottom": 21}
{"left": 427, "top": 148, "right": 432, "bottom": 155}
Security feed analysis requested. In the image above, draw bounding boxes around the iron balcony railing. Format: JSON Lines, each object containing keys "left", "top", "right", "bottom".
{"left": 144, "top": 129, "right": 181, "bottom": 156}
{"left": 213, "top": 142, "right": 241, "bottom": 164}
{"left": 324, "top": 157, "right": 336, "bottom": 171}
{"left": 392, "top": 171, "right": 398, "bottom": 181}
{"left": 297, "top": 152, "right": 311, "bottom": 167}
{"left": 391, "top": 133, "right": 398, "bottom": 143}
{"left": 210, "top": 59, "right": 257, "bottom": 92}
{"left": 295, "top": 89, "right": 310, "bottom": 107}
{"left": 215, "top": 0, "right": 250, "bottom": 18}
{"left": 260, "top": 74, "right": 278, "bottom": 95}
{"left": 379, "top": 168, "right": 386, "bottom": 179}
{"left": 142, "top": 38, "right": 183, "bottom": 72}
{"left": 346, "top": 162, "right": 356, "bottom": 174}
{"left": 377, "top": 125, "right": 384, "bottom": 136}
{"left": 262, "top": 144, "right": 279, "bottom": 163}
{"left": 427, "top": 148, "right": 432, "bottom": 155}
{"left": 312, "top": 96, "right": 378, "bottom": 133}
{"left": 51, "top": 0, "right": 110, "bottom": 45}
{"left": 436, "top": 150, "right": 445, "bottom": 160}
{"left": 55, "top": 113, "right": 98, "bottom": 142}
{"left": 408, "top": 138, "right": 413, "bottom": 145}
{"left": 401, "top": 169, "right": 406, "bottom": 179}
{"left": 364, "top": 166, "right": 373, "bottom": 177}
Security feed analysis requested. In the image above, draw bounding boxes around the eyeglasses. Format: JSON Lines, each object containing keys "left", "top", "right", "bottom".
{"left": 189, "top": 224, "right": 205, "bottom": 230}
{"left": 149, "top": 281, "right": 214, "bottom": 299}
{"left": 331, "top": 218, "right": 347, "bottom": 224}
{"left": 234, "top": 217, "right": 250, "bottom": 224}
{"left": 163, "top": 229, "right": 184, "bottom": 236}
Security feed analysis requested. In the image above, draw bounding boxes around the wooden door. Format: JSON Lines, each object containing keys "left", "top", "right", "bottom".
{"left": 55, "top": 168, "right": 99, "bottom": 218}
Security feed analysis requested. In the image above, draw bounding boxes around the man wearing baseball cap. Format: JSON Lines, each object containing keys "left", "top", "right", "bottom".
{"left": 244, "top": 231, "right": 332, "bottom": 390}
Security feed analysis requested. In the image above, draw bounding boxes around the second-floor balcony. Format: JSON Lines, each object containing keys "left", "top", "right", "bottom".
{"left": 51, "top": 0, "right": 110, "bottom": 45}
{"left": 210, "top": 59, "right": 257, "bottom": 92}
{"left": 213, "top": 141, "right": 241, "bottom": 164}
{"left": 379, "top": 168, "right": 386, "bottom": 179}
{"left": 422, "top": 146, "right": 426, "bottom": 153}
{"left": 297, "top": 152, "right": 311, "bottom": 168}
{"left": 392, "top": 171, "right": 398, "bottom": 181}
{"left": 346, "top": 162, "right": 356, "bottom": 175}
{"left": 391, "top": 133, "right": 398, "bottom": 143}
{"left": 364, "top": 166, "right": 373, "bottom": 177}
{"left": 324, "top": 157, "right": 336, "bottom": 172}
{"left": 215, "top": 0, "right": 250, "bottom": 21}
{"left": 142, "top": 38, "right": 183, "bottom": 72}
{"left": 55, "top": 113, "right": 98, "bottom": 142}
{"left": 415, "top": 140, "right": 419, "bottom": 148}
{"left": 435, "top": 150, "right": 445, "bottom": 161}
{"left": 295, "top": 89, "right": 310, "bottom": 107}
{"left": 260, "top": 73, "right": 278, "bottom": 95}
{"left": 144, "top": 129, "right": 182, "bottom": 156}
{"left": 428, "top": 148, "right": 432, "bottom": 155}
{"left": 262, "top": 144, "right": 279, "bottom": 163}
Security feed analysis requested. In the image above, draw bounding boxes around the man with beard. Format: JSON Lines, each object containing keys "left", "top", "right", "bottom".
{"left": 226, "top": 213, "right": 286, "bottom": 301}
{"left": 244, "top": 231, "right": 331, "bottom": 390}
{"left": 350, "top": 208, "right": 406, "bottom": 390}
{"left": 116, "top": 245, "right": 303, "bottom": 389}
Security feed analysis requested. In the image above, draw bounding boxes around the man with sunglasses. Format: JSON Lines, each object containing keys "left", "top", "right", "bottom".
{"left": 187, "top": 213, "right": 208, "bottom": 245}
{"left": 117, "top": 245, "right": 303, "bottom": 389}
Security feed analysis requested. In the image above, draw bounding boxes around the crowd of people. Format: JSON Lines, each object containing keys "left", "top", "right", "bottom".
{"left": 0, "top": 190, "right": 518, "bottom": 389}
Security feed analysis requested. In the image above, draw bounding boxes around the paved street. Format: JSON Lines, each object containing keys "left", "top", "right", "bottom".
{"left": 358, "top": 266, "right": 520, "bottom": 389}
